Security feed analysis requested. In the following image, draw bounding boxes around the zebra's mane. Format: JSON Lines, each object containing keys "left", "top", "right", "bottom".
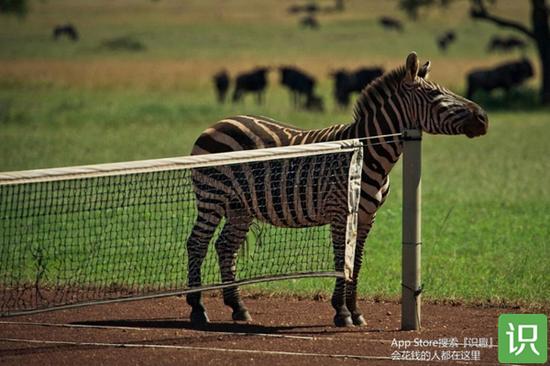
{"left": 352, "top": 66, "right": 407, "bottom": 124}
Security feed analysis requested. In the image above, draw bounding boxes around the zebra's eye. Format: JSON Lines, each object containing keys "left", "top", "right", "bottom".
{"left": 428, "top": 90, "right": 440, "bottom": 99}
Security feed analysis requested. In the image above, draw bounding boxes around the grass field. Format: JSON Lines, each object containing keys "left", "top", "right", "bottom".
{"left": 1, "top": 0, "right": 549, "bottom": 307}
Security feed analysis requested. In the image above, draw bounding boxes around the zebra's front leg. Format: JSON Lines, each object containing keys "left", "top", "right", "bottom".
{"left": 215, "top": 217, "right": 253, "bottom": 322}
{"left": 331, "top": 221, "right": 353, "bottom": 327}
{"left": 345, "top": 239, "right": 366, "bottom": 326}
{"left": 346, "top": 224, "right": 373, "bottom": 326}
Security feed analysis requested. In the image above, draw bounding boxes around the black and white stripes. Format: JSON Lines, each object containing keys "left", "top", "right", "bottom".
{"left": 185, "top": 52, "right": 488, "bottom": 327}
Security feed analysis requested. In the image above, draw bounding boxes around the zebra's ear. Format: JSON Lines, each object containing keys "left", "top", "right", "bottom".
{"left": 418, "top": 61, "right": 431, "bottom": 79}
{"left": 405, "top": 52, "right": 420, "bottom": 83}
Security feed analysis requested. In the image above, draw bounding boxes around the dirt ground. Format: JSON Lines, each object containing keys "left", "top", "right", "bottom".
{"left": 0, "top": 294, "right": 547, "bottom": 366}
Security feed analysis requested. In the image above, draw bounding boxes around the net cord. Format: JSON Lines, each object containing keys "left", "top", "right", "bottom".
{"left": 0, "top": 139, "right": 367, "bottom": 185}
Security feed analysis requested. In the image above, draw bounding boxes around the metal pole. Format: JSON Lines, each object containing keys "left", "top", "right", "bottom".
{"left": 401, "top": 129, "right": 422, "bottom": 331}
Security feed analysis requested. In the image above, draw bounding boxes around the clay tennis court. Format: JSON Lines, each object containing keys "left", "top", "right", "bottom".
{"left": 2, "top": 293, "right": 542, "bottom": 365}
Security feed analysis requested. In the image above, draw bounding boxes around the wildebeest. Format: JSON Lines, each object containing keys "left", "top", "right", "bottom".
{"left": 379, "top": 16, "right": 403, "bottom": 32}
{"left": 304, "top": 93, "right": 324, "bottom": 112}
{"left": 300, "top": 15, "right": 319, "bottom": 29}
{"left": 213, "top": 70, "right": 230, "bottom": 103}
{"left": 466, "top": 58, "right": 534, "bottom": 99}
{"left": 437, "top": 30, "right": 456, "bottom": 52}
{"left": 53, "top": 24, "right": 79, "bottom": 41}
{"left": 279, "top": 66, "right": 316, "bottom": 108}
{"left": 330, "top": 67, "right": 384, "bottom": 107}
{"left": 487, "top": 36, "right": 527, "bottom": 53}
{"left": 232, "top": 67, "right": 270, "bottom": 104}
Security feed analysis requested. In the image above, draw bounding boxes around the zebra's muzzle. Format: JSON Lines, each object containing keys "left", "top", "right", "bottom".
{"left": 464, "top": 108, "right": 488, "bottom": 138}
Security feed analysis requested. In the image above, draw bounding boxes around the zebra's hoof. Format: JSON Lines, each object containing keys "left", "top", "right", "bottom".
{"left": 352, "top": 314, "right": 367, "bottom": 326}
{"left": 334, "top": 314, "right": 354, "bottom": 327}
{"left": 232, "top": 309, "right": 252, "bottom": 322}
{"left": 190, "top": 310, "right": 209, "bottom": 325}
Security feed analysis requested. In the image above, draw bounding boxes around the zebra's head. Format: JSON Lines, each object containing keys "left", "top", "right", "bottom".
{"left": 401, "top": 52, "right": 488, "bottom": 138}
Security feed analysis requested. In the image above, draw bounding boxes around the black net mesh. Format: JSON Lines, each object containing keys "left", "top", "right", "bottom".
{"left": 0, "top": 149, "right": 355, "bottom": 316}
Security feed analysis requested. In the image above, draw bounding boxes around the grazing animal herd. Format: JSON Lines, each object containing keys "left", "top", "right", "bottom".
{"left": 208, "top": 8, "right": 534, "bottom": 109}
{"left": 213, "top": 66, "right": 328, "bottom": 111}
{"left": 212, "top": 56, "right": 534, "bottom": 110}
{"left": 51, "top": 16, "right": 534, "bottom": 108}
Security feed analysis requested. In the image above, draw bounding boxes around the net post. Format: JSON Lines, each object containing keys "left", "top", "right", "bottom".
{"left": 401, "top": 129, "right": 422, "bottom": 331}
{"left": 344, "top": 141, "right": 363, "bottom": 281}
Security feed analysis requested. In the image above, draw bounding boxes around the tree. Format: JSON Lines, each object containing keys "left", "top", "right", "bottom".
{"left": 399, "top": 0, "right": 550, "bottom": 105}
{"left": 0, "top": 0, "right": 28, "bottom": 18}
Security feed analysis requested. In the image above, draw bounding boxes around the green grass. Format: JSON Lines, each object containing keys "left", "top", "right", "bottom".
{"left": 0, "top": 0, "right": 534, "bottom": 61}
{"left": 1, "top": 85, "right": 548, "bottom": 306}
{"left": 0, "top": 0, "right": 549, "bottom": 307}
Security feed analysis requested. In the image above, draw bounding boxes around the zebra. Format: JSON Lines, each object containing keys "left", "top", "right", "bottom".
{"left": 186, "top": 52, "right": 488, "bottom": 327}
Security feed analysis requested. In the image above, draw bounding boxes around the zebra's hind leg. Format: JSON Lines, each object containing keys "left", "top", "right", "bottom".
{"left": 186, "top": 207, "right": 222, "bottom": 326}
{"left": 215, "top": 215, "right": 253, "bottom": 322}
{"left": 331, "top": 221, "right": 353, "bottom": 327}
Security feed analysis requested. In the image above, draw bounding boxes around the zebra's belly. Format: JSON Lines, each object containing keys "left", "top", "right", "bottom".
{"left": 252, "top": 210, "right": 331, "bottom": 228}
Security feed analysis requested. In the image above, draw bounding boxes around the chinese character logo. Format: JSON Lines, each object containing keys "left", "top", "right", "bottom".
{"left": 498, "top": 314, "right": 547, "bottom": 364}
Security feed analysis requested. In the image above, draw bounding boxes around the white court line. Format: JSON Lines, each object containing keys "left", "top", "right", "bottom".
{"left": 0, "top": 320, "right": 378, "bottom": 343}
{"left": 0, "top": 337, "right": 391, "bottom": 361}
{"left": 0, "top": 321, "right": 316, "bottom": 340}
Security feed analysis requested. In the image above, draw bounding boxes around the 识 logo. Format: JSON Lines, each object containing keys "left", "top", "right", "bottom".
{"left": 498, "top": 314, "right": 547, "bottom": 364}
